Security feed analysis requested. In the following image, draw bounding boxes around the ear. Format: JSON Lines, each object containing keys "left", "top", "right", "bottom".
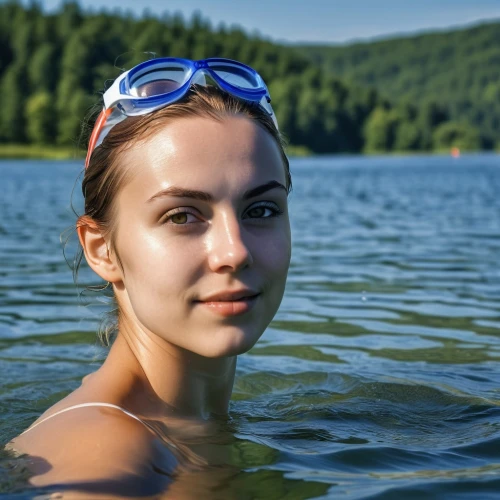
{"left": 76, "top": 215, "right": 122, "bottom": 284}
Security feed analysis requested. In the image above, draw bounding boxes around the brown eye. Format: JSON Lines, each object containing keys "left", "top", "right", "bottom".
{"left": 162, "top": 210, "right": 198, "bottom": 225}
{"left": 245, "top": 202, "right": 283, "bottom": 219}
{"left": 248, "top": 207, "right": 266, "bottom": 218}
{"left": 171, "top": 213, "right": 188, "bottom": 224}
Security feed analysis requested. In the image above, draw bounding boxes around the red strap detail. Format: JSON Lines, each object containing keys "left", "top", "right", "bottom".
{"left": 85, "top": 108, "right": 113, "bottom": 169}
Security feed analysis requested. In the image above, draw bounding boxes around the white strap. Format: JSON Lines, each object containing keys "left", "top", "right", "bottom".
{"left": 20, "top": 402, "right": 152, "bottom": 436}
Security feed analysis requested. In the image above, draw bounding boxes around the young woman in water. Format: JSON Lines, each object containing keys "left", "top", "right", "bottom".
{"left": 6, "top": 58, "right": 292, "bottom": 496}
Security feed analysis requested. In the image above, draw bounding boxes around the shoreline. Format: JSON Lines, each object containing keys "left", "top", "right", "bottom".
{"left": 0, "top": 143, "right": 495, "bottom": 160}
{"left": 0, "top": 144, "right": 85, "bottom": 160}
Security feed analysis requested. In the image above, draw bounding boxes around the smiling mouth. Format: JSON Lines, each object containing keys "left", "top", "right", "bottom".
{"left": 194, "top": 294, "right": 260, "bottom": 316}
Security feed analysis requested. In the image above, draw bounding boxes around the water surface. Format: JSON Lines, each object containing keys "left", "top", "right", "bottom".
{"left": 1, "top": 154, "right": 500, "bottom": 498}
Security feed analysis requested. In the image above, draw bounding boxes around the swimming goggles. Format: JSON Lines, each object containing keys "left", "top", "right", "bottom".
{"left": 85, "top": 57, "right": 278, "bottom": 168}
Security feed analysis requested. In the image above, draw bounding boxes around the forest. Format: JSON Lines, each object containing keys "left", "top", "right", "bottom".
{"left": 0, "top": 1, "right": 496, "bottom": 155}
{"left": 298, "top": 21, "right": 500, "bottom": 150}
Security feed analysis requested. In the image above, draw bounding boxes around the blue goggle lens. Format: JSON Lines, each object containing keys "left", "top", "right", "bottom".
{"left": 128, "top": 60, "right": 263, "bottom": 99}
{"left": 206, "top": 61, "right": 262, "bottom": 90}
{"left": 129, "top": 62, "right": 188, "bottom": 97}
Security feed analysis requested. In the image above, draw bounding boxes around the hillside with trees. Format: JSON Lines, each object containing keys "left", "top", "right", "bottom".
{"left": 298, "top": 21, "right": 500, "bottom": 149}
{"left": 0, "top": 1, "right": 492, "bottom": 155}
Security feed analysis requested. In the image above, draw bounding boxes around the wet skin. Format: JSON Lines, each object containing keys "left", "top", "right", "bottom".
{"left": 112, "top": 114, "right": 291, "bottom": 361}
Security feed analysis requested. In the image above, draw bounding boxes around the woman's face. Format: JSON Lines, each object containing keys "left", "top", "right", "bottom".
{"left": 111, "top": 115, "right": 291, "bottom": 358}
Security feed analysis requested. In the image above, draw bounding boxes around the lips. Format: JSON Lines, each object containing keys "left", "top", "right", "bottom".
{"left": 194, "top": 290, "right": 260, "bottom": 317}
{"left": 196, "top": 289, "right": 260, "bottom": 303}
{"left": 195, "top": 290, "right": 260, "bottom": 318}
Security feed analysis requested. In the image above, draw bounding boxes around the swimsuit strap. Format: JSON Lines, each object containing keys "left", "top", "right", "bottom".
{"left": 19, "top": 402, "right": 156, "bottom": 437}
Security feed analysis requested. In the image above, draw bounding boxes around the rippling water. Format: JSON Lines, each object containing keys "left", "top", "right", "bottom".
{"left": 1, "top": 154, "right": 500, "bottom": 499}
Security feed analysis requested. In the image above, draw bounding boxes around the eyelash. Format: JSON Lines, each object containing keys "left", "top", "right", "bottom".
{"left": 161, "top": 202, "right": 284, "bottom": 226}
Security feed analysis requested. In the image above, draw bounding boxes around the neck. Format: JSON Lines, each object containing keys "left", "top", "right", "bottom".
{"left": 101, "top": 323, "right": 237, "bottom": 420}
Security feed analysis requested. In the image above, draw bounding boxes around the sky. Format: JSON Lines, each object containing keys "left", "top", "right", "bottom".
{"left": 38, "top": 0, "right": 500, "bottom": 44}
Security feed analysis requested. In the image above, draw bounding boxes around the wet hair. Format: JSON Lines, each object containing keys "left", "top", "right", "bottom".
{"left": 75, "top": 84, "right": 292, "bottom": 347}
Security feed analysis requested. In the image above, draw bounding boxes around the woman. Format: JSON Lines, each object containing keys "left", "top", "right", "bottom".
{"left": 6, "top": 58, "right": 292, "bottom": 496}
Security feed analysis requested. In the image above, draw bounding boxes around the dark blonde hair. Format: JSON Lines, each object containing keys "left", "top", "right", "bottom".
{"left": 75, "top": 84, "right": 292, "bottom": 347}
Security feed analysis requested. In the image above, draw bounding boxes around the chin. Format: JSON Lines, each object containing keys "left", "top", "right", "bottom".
{"left": 198, "top": 328, "right": 262, "bottom": 358}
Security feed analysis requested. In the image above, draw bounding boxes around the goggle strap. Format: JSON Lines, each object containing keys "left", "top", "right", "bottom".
{"left": 85, "top": 108, "right": 113, "bottom": 169}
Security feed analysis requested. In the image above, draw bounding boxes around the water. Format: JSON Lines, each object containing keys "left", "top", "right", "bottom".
{"left": 1, "top": 154, "right": 500, "bottom": 499}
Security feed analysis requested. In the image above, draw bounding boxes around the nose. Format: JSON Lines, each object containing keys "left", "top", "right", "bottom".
{"left": 207, "top": 211, "right": 253, "bottom": 273}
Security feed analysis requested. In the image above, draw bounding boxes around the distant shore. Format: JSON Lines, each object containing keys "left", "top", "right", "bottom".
{"left": 0, "top": 143, "right": 315, "bottom": 160}
{"left": 0, "top": 143, "right": 494, "bottom": 160}
{"left": 0, "top": 144, "right": 85, "bottom": 160}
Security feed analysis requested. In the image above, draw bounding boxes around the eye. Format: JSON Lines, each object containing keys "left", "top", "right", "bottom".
{"left": 245, "top": 202, "right": 283, "bottom": 219}
{"left": 161, "top": 209, "right": 200, "bottom": 225}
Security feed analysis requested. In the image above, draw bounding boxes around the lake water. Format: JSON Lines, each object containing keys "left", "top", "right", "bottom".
{"left": 1, "top": 154, "right": 500, "bottom": 499}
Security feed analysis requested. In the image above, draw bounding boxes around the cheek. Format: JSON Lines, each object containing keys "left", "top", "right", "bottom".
{"left": 117, "top": 227, "right": 203, "bottom": 313}
{"left": 121, "top": 223, "right": 197, "bottom": 270}
{"left": 254, "top": 224, "right": 292, "bottom": 275}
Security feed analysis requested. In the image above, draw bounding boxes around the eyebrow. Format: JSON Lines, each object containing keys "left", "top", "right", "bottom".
{"left": 147, "top": 180, "right": 287, "bottom": 203}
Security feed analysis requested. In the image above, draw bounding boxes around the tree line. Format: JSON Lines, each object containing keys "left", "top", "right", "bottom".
{"left": 298, "top": 21, "right": 500, "bottom": 150}
{"left": 0, "top": 1, "right": 486, "bottom": 154}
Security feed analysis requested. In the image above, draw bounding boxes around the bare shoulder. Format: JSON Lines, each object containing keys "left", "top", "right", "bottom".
{"left": 7, "top": 405, "right": 177, "bottom": 493}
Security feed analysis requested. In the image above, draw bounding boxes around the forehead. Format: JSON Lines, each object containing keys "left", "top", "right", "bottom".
{"left": 118, "top": 115, "right": 286, "bottom": 202}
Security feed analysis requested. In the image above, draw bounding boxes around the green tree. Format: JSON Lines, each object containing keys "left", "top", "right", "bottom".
{"left": 57, "top": 88, "right": 95, "bottom": 146}
{"left": 55, "top": 1, "right": 83, "bottom": 42}
{"left": 416, "top": 101, "right": 448, "bottom": 149}
{"left": 10, "top": 7, "right": 34, "bottom": 65}
{"left": 298, "top": 21, "right": 500, "bottom": 149}
{"left": 25, "top": 91, "right": 54, "bottom": 144}
{"left": 0, "top": 63, "right": 27, "bottom": 143}
{"left": 28, "top": 42, "right": 58, "bottom": 92}
{"left": 268, "top": 76, "right": 302, "bottom": 148}
{"left": 432, "top": 121, "right": 481, "bottom": 151}
{"left": 394, "top": 122, "right": 421, "bottom": 151}
{"left": 363, "top": 107, "right": 398, "bottom": 153}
